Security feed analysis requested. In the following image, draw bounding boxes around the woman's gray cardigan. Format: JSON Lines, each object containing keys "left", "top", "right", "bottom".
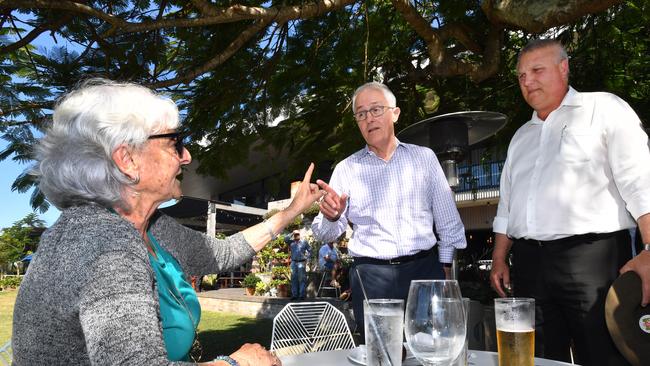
{"left": 11, "top": 204, "right": 256, "bottom": 365}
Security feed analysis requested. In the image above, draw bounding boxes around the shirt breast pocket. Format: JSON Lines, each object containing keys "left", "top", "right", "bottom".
{"left": 559, "top": 128, "right": 594, "bottom": 163}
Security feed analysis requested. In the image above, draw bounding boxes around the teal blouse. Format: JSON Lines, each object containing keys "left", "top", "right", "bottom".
{"left": 147, "top": 231, "right": 201, "bottom": 361}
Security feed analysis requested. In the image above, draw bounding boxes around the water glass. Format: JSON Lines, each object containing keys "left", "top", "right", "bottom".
{"left": 494, "top": 298, "right": 535, "bottom": 366}
{"left": 451, "top": 298, "right": 471, "bottom": 366}
{"left": 404, "top": 280, "right": 466, "bottom": 366}
{"left": 364, "top": 299, "right": 404, "bottom": 366}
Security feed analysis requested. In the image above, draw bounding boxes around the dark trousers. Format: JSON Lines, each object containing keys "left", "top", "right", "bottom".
{"left": 350, "top": 250, "right": 444, "bottom": 341}
{"left": 512, "top": 230, "right": 632, "bottom": 366}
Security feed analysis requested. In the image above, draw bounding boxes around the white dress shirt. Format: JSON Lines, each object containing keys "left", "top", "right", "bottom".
{"left": 311, "top": 139, "right": 466, "bottom": 263}
{"left": 493, "top": 87, "right": 650, "bottom": 240}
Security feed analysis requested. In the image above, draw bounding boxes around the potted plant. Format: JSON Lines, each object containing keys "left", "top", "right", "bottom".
{"left": 241, "top": 273, "right": 261, "bottom": 296}
{"left": 255, "top": 281, "right": 269, "bottom": 296}
{"left": 271, "top": 265, "right": 292, "bottom": 297}
{"left": 270, "top": 278, "right": 290, "bottom": 297}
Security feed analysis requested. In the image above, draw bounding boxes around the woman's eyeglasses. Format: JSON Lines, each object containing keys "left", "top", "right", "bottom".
{"left": 148, "top": 132, "right": 185, "bottom": 157}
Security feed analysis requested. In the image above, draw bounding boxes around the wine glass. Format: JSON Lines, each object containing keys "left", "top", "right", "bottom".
{"left": 404, "top": 280, "right": 467, "bottom": 366}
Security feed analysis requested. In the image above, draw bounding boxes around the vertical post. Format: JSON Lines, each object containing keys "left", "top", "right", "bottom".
{"left": 207, "top": 201, "right": 216, "bottom": 237}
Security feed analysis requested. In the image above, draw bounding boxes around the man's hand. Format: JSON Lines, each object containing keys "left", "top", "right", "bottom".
{"left": 443, "top": 265, "right": 452, "bottom": 279}
{"left": 490, "top": 233, "right": 514, "bottom": 298}
{"left": 316, "top": 179, "right": 348, "bottom": 221}
{"left": 490, "top": 259, "right": 511, "bottom": 298}
{"left": 620, "top": 250, "right": 650, "bottom": 307}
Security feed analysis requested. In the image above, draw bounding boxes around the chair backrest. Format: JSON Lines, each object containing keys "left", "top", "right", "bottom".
{"left": 0, "top": 341, "right": 12, "bottom": 366}
{"left": 271, "top": 301, "right": 355, "bottom": 357}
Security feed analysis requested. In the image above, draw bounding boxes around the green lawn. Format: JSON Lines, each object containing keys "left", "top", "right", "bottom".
{"left": 0, "top": 289, "right": 273, "bottom": 362}
{"left": 0, "top": 290, "right": 17, "bottom": 344}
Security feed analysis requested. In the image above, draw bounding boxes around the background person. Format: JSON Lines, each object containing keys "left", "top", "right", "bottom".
{"left": 284, "top": 230, "right": 311, "bottom": 300}
{"left": 11, "top": 79, "right": 324, "bottom": 366}
{"left": 318, "top": 241, "right": 340, "bottom": 288}
{"left": 311, "top": 81, "right": 466, "bottom": 338}
{"left": 490, "top": 39, "right": 650, "bottom": 366}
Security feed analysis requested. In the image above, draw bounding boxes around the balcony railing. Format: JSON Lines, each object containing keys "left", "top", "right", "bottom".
{"left": 455, "top": 160, "right": 504, "bottom": 193}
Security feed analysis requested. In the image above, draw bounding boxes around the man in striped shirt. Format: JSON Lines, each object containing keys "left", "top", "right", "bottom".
{"left": 312, "top": 82, "right": 466, "bottom": 337}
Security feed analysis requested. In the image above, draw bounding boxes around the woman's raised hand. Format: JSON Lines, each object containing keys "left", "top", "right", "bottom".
{"left": 286, "top": 163, "right": 325, "bottom": 217}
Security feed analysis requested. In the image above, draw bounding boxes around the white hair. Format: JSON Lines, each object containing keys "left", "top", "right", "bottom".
{"left": 352, "top": 82, "right": 397, "bottom": 111}
{"left": 33, "top": 78, "right": 180, "bottom": 209}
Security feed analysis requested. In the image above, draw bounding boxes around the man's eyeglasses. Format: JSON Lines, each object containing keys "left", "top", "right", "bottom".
{"left": 353, "top": 105, "right": 395, "bottom": 121}
{"left": 148, "top": 132, "right": 185, "bottom": 157}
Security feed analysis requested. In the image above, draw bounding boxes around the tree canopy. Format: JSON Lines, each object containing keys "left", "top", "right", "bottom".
{"left": 0, "top": 0, "right": 647, "bottom": 211}
{"left": 0, "top": 213, "right": 44, "bottom": 265}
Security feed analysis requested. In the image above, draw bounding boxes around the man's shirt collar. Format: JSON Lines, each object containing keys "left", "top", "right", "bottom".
{"left": 357, "top": 137, "right": 407, "bottom": 161}
{"left": 531, "top": 86, "right": 581, "bottom": 124}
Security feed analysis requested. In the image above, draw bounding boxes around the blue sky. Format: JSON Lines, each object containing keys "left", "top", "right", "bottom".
{"left": 0, "top": 140, "right": 61, "bottom": 229}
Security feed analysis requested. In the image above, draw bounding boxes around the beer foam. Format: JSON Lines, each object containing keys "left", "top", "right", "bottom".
{"left": 497, "top": 327, "right": 534, "bottom": 333}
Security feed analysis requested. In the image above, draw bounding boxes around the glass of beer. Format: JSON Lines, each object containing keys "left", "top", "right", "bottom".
{"left": 494, "top": 298, "right": 535, "bottom": 366}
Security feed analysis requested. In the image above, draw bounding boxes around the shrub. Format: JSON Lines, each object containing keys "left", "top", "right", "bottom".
{"left": 272, "top": 265, "right": 291, "bottom": 281}
{"left": 254, "top": 281, "right": 268, "bottom": 295}
{"left": 270, "top": 278, "right": 289, "bottom": 287}
{"left": 241, "top": 273, "right": 261, "bottom": 288}
{"left": 302, "top": 203, "right": 321, "bottom": 220}
{"left": 0, "top": 276, "right": 22, "bottom": 289}
{"left": 201, "top": 274, "right": 219, "bottom": 290}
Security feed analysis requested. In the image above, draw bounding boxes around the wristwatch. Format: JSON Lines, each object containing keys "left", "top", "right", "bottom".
{"left": 644, "top": 243, "right": 650, "bottom": 251}
{"left": 213, "top": 355, "right": 239, "bottom": 366}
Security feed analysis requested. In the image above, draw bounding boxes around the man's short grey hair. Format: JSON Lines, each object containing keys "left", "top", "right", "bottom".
{"left": 352, "top": 82, "right": 397, "bottom": 111}
{"left": 33, "top": 78, "right": 180, "bottom": 210}
{"left": 518, "top": 38, "right": 568, "bottom": 64}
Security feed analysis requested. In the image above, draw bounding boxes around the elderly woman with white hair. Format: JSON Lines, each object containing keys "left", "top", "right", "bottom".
{"left": 11, "top": 79, "right": 323, "bottom": 366}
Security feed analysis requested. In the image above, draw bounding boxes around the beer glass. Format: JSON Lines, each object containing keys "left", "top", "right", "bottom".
{"left": 494, "top": 298, "right": 535, "bottom": 366}
{"left": 405, "top": 280, "right": 466, "bottom": 366}
{"left": 364, "top": 299, "right": 404, "bottom": 366}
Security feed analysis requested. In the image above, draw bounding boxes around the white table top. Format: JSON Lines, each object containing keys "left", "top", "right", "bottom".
{"left": 279, "top": 349, "right": 577, "bottom": 366}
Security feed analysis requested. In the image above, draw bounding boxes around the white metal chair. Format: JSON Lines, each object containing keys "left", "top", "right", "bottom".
{"left": 0, "top": 341, "right": 12, "bottom": 366}
{"left": 270, "top": 301, "right": 355, "bottom": 357}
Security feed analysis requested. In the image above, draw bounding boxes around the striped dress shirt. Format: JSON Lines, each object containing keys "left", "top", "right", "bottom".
{"left": 311, "top": 139, "right": 466, "bottom": 263}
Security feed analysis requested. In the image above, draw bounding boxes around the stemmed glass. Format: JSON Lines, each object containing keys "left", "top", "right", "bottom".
{"left": 404, "top": 280, "right": 467, "bottom": 366}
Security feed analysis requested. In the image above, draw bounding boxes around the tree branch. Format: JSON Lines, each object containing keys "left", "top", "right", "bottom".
{"left": 0, "top": 14, "right": 72, "bottom": 54}
{"left": 438, "top": 23, "right": 482, "bottom": 54}
{"left": 0, "top": 101, "right": 54, "bottom": 116}
{"left": 189, "top": 0, "right": 215, "bottom": 16}
{"left": 0, "top": 0, "right": 127, "bottom": 30}
{"left": 0, "top": 0, "right": 356, "bottom": 36}
{"left": 468, "top": 24, "right": 503, "bottom": 82}
{"left": 145, "top": 0, "right": 355, "bottom": 88}
{"left": 391, "top": 0, "right": 443, "bottom": 63}
{"left": 392, "top": 0, "right": 501, "bottom": 81}
{"left": 481, "top": 0, "right": 624, "bottom": 33}
{"left": 148, "top": 19, "right": 271, "bottom": 88}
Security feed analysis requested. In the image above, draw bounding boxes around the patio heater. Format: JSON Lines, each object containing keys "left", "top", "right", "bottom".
{"left": 396, "top": 111, "right": 507, "bottom": 188}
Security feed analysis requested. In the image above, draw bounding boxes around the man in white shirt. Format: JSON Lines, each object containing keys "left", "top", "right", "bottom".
{"left": 312, "top": 82, "right": 466, "bottom": 337}
{"left": 490, "top": 39, "right": 650, "bottom": 365}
